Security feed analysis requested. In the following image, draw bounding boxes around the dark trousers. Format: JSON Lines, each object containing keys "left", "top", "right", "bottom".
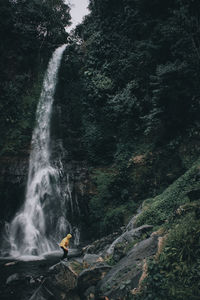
{"left": 61, "top": 247, "right": 68, "bottom": 259}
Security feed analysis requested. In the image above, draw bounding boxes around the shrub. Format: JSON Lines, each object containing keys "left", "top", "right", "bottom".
{"left": 133, "top": 212, "right": 200, "bottom": 300}
{"left": 136, "top": 159, "right": 200, "bottom": 227}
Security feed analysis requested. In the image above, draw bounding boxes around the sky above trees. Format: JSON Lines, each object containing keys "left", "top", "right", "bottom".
{"left": 65, "top": 0, "right": 89, "bottom": 31}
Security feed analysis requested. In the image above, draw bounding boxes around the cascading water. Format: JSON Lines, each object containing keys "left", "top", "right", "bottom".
{"left": 8, "top": 44, "right": 71, "bottom": 257}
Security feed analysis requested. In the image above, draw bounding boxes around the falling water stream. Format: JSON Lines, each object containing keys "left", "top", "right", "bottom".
{"left": 7, "top": 44, "right": 74, "bottom": 258}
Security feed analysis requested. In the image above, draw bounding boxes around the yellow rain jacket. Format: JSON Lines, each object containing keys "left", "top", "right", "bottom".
{"left": 59, "top": 233, "right": 72, "bottom": 250}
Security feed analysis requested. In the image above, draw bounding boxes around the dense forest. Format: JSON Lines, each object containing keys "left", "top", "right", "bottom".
{"left": 56, "top": 0, "right": 200, "bottom": 235}
{"left": 0, "top": 0, "right": 200, "bottom": 299}
{"left": 0, "top": 0, "right": 70, "bottom": 155}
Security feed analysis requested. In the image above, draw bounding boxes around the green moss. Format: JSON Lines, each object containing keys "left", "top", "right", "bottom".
{"left": 132, "top": 212, "right": 200, "bottom": 300}
{"left": 136, "top": 158, "right": 200, "bottom": 227}
{"left": 70, "top": 261, "right": 84, "bottom": 275}
{"left": 105, "top": 255, "right": 117, "bottom": 266}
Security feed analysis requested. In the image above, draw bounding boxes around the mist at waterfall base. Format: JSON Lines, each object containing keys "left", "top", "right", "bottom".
{"left": 1, "top": 44, "right": 79, "bottom": 260}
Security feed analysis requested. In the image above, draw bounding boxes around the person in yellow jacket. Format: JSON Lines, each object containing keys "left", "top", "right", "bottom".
{"left": 59, "top": 233, "right": 72, "bottom": 259}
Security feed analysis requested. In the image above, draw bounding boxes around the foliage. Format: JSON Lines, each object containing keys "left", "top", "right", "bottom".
{"left": 0, "top": 72, "right": 44, "bottom": 156}
{"left": 136, "top": 159, "right": 200, "bottom": 227}
{"left": 132, "top": 212, "right": 200, "bottom": 300}
{"left": 71, "top": 0, "right": 200, "bottom": 163}
{"left": 87, "top": 168, "right": 137, "bottom": 238}
{"left": 0, "top": 0, "right": 71, "bottom": 156}
{"left": 1, "top": 6, "right": 200, "bottom": 300}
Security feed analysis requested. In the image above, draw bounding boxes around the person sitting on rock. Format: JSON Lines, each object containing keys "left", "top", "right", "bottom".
{"left": 59, "top": 233, "right": 72, "bottom": 259}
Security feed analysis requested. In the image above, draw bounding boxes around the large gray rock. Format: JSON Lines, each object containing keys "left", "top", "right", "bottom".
{"left": 29, "top": 283, "right": 80, "bottom": 300}
{"left": 82, "top": 229, "right": 124, "bottom": 255}
{"left": 29, "top": 260, "right": 81, "bottom": 300}
{"left": 77, "top": 263, "right": 111, "bottom": 293}
{"left": 47, "top": 260, "right": 78, "bottom": 292}
{"left": 97, "top": 235, "right": 158, "bottom": 299}
{"left": 83, "top": 254, "right": 103, "bottom": 267}
{"left": 106, "top": 225, "right": 153, "bottom": 256}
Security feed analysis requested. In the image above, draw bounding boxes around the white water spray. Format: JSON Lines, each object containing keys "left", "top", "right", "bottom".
{"left": 8, "top": 45, "right": 69, "bottom": 257}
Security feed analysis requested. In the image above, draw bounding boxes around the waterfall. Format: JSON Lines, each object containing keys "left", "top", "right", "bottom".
{"left": 8, "top": 44, "right": 70, "bottom": 257}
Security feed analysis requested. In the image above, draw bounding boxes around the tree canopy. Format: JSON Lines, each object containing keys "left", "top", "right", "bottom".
{"left": 0, "top": 0, "right": 71, "bottom": 155}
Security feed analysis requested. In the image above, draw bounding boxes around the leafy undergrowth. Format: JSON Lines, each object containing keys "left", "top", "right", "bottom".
{"left": 129, "top": 211, "right": 200, "bottom": 300}
{"left": 126, "top": 158, "right": 200, "bottom": 300}
{"left": 135, "top": 159, "right": 200, "bottom": 227}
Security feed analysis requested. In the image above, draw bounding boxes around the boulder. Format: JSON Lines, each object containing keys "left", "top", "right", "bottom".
{"left": 46, "top": 260, "right": 78, "bottom": 292}
{"left": 112, "top": 243, "right": 126, "bottom": 263}
{"left": 106, "top": 225, "right": 153, "bottom": 256}
{"left": 82, "top": 229, "right": 123, "bottom": 255}
{"left": 77, "top": 263, "right": 112, "bottom": 293}
{"left": 83, "top": 254, "right": 104, "bottom": 268}
{"left": 29, "top": 283, "right": 80, "bottom": 300}
{"left": 97, "top": 235, "right": 158, "bottom": 299}
{"left": 68, "top": 248, "right": 83, "bottom": 258}
{"left": 83, "top": 286, "right": 96, "bottom": 300}
{"left": 6, "top": 273, "right": 20, "bottom": 285}
{"left": 29, "top": 259, "right": 111, "bottom": 299}
{"left": 29, "top": 260, "right": 82, "bottom": 300}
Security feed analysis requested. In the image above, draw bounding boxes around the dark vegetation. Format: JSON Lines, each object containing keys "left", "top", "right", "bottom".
{"left": 1, "top": 1, "right": 200, "bottom": 298}
{"left": 0, "top": 0, "right": 70, "bottom": 156}
{"left": 130, "top": 159, "right": 200, "bottom": 300}
{"left": 0, "top": 0, "right": 70, "bottom": 231}
{"left": 54, "top": 0, "right": 200, "bottom": 238}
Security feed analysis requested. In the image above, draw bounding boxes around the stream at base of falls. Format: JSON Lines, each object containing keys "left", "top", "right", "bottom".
{"left": 0, "top": 250, "right": 80, "bottom": 300}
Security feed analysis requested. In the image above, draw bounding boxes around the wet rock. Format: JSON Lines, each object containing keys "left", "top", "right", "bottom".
{"left": 106, "top": 225, "right": 153, "bottom": 256}
{"left": 68, "top": 248, "right": 83, "bottom": 258}
{"left": 112, "top": 243, "right": 126, "bottom": 263}
{"left": 82, "top": 229, "right": 124, "bottom": 256}
{"left": 29, "top": 285, "right": 48, "bottom": 300}
{"left": 30, "top": 283, "right": 80, "bottom": 300}
{"left": 97, "top": 235, "right": 158, "bottom": 299}
{"left": 77, "top": 263, "right": 112, "bottom": 293}
{"left": 125, "top": 206, "right": 142, "bottom": 231}
{"left": 29, "top": 277, "right": 36, "bottom": 285}
{"left": 6, "top": 273, "right": 20, "bottom": 284}
{"left": 4, "top": 261, "right": 18, "bottom": 267}
{"left": 6, "top": 272, "right": 42, "bottom": 288}
{"left": 83, "top": 244, "right": 96, "bottom": 254}
{"left": 45, "top": 260, "right": 78, "bottom": 298}
{"left": 83, "top": 254, "right": 103, "bottom": 267}
{"left": 84, "top": 285, "right": 96, "bottom": 300}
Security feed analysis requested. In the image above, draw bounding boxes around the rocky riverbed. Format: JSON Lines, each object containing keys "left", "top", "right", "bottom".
{"left": 0, "top": 255, "right": 58, "bottom": 300}
{"left": 0, "top": 249, "right": 81, "bottom": 300}
{"left": 0, "top": 212, "right": 160, "bottom": 300}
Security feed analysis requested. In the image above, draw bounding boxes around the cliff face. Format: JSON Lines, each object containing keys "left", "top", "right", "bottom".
{"left": 58, "top": 158, "right": 91, "bottom": 239}
{"left": 0, "top": 156, "right": 29, "bottom": 230}
{"left": 0, "top": 152, "right": 91, "bottom": 241}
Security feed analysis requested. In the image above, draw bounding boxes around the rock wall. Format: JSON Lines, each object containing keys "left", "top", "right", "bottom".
{"left": 0, "top": 156, "right": 29, "bottom": 231}
{"left": 0, "top": 153, "right": 90, "bottom": 241}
